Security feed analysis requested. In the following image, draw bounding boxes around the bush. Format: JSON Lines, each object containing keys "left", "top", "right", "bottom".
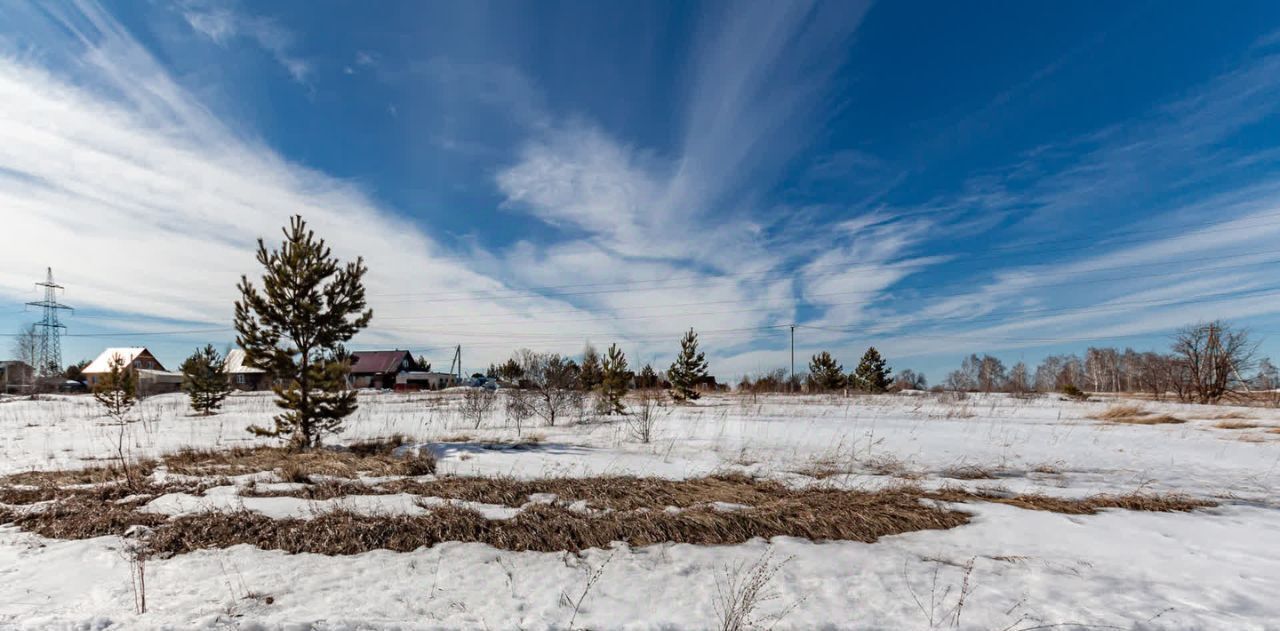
{"left": 1060, "top": 384, "right": 1089, "bottom": 401}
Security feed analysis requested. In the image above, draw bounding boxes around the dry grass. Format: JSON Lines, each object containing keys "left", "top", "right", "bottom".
{"left": 0, "top": 467, "right": 1219, "bottom": 557}
{"left": 1089, "top": 404, "right": 1186, "bottom": 425}
{"left": 162, "top": 440, "right": 435, "bottom": 479}
{"left": 1092, "top": 404, "right": 1149, "bottom": 420}
{"left": 940, "top": 465, "right": 999, "bottom": 480}
{"left": 1104, "top": 414, "right": 1186, "bottom": 425}
{"left": 7, "top": 478, "right": 971, "bottom": 556}
{"left": 926, "top": 488, "right": 1214, "bottom": 515}
{"left": 1210, "top": 411, "right": 1255, "bottom": 420}
{"left": 1213, "top": 420, "right": 1262, "bottom": 430}
{"left": 1, "top": 459, "right": 159, "bottom": 487}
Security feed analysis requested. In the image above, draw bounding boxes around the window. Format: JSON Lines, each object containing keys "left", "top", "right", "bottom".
{"left": 235, "top": 374, "right": 246, "bottom": 384}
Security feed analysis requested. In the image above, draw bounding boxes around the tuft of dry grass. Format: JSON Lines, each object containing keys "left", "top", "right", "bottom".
{"left": 1213, "top": 420, "right": 1261, "bottom": 430}
{"left": 926, "top": 488, "right": 1213, "bottom": 515}
{"left": 162, "top": 441, "right": 435, "bottom": 479}
{"left": 1091, "top": 404, "right": 1150, "bottom": 420}
{"left": 1210, "top": 411, "right": 1254, "bottom": 420}
{"left": 1, "top": 460, "right": 159, "bottom": 487}
{"left": 1106, "top": 414, "right": 1186, "bottom": 425}
{"left": 1089, "top": 404, "right": 1186, "bottom": 425}
{"left": 940, "top": 465, "right": 999, "bottom": 480}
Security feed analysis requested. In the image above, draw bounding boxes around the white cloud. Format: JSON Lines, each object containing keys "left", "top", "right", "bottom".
{"left": 180, "top": 3, "right": 312, "bottom": 83}
{"left": 0, "top": 2, "right": 623, "bottom": 370}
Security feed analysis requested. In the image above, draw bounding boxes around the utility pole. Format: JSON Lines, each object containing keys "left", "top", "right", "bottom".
{"left": 26, "top": 268, "right": 72, "bottom": 379}
{"left": 790, "top": 324, "right": 795, "bottom": 394}
{"left": 448, "top": 344, "right": 463, "bottom": 384}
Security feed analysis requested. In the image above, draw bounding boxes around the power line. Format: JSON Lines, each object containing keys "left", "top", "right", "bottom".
{"left": 24, "top": 268, "right": 72, "bottom": 376}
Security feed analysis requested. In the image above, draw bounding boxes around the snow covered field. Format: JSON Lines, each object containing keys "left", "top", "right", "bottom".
{"left": 0, "top": 390, "right": 1278, "bottom": 629}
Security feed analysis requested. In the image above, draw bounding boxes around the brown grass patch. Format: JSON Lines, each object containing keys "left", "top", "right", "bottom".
{"left": 1, "top": 459, "right": 159, "bottom": 487}
{"left": 147, "top": 487, "right": 969, "bottom": 555}
{"left": 1214, "top": 420, "right": 1261, "bottom": 430}
{"left": 941, "top": 465, "right": 999, "bottom": 480}
{"left": 926, "top": 488, "right": 1213, "bottom": 515}
{"left": 1210, "top": 411, "right": 1255, "bottom": 420}
{"left": 1091, "top": 404, "right": 1149, "bottom": 420}
{"left": 5, "top": 474, "right": 970, "bottom": 555}
{"left": 1104, "top": 414, "right": 1185, "bottom": 425}
{"left": 162, "top": 441, "right": 435, "bottom": 479}
{"left": 1, "top": 465, "right": 1218, "bottom": 557}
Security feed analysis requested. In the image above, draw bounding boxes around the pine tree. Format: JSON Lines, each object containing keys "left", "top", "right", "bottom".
{"left": 94, "top": 353, "right": 136, "bottom": 421}
{"left": 668, "top": 328, "right": 709, "bottom": 402}
{"left": 808, "top": 351, "right": 846, "bottom": 391}
{"left": 600, "top": 343, "right": 629, "bottom": 415}
{"left": 180, "top": 344, "right": 232, "bottom": 415}
{"left": 637, "top": 363, "right": 659, "bottom": 389}
{"left": 497, "top": 358, "right": 524, "bottom": 383}
{"left": 93, "top": 353, "right": 138, "bottom": 487}
{"left": 579, "top": 343, "right": 603, "bottom": 391}
{"left": 235, "top": 216, "right": 372, "bottom": 449}
{"left": 851, "top": 347, "right": 892, "bottom": 393}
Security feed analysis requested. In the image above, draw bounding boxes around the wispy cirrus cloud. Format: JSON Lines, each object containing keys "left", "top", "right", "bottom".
{"left": 179, "top": 1, "right": 311, "bottom": 83}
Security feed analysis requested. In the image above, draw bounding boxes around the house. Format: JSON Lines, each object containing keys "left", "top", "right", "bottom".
{"left": 396, "top": 371, "right": 462, "bottom": 391}
{"left": 0, "top": 360, "right": 34, "bottom": 394}
{"left": 224, "top": 349, "right": 270, "bottom": 391}
{"left": 83, "top": 347, "right": 182, "bottom": 395}
{"left": 348, "top": 350, "right": 419, "bottom": 389}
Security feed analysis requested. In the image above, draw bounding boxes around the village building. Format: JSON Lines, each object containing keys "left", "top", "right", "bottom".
{"left": 83, "top": 347, "right": 182, "bottom": 395}
{"left": 224, "top": 349, "right": 270, "bottom": 391}
{"left": 0, "top": 360, "right": 34, "bottom": 394}
{"left": 348, "top": 350, "right": 419, "bottom": 389}
{"left": 397, "top": 370, "right": 462, "bottom": 391}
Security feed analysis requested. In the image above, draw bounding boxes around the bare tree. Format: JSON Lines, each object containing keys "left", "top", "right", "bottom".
{"left": 460, "top": 387, "right": 496, "bottom": 429}
{"left": 1006, "top": 361, "right": 1031, "bottom": 394}
{"left": 516, "top": 350, "right": 583, "bottom": 426}
{"left": 627, "top": 390, "right": 668, "bottom": 443}
{"left": 9, "top": 325, "right": 38, "bottom": 393}
{"left": 1171, "top": 321, "right": 1257, "bottom": 404}
{"left": 503, "top": 388, "right": 534, "bottom": 437}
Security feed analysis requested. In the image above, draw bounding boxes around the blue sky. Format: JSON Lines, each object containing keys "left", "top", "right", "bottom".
{"left": 4, "top": 0, "right": 1280, "bottom": 382}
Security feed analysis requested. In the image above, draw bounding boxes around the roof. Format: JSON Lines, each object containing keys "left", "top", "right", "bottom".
{"left": 224, "top": 349, "right": 267, "bottom": 374}
{"left": 84, "top": 348, "right": 151, "bottom": 374}
{"left": 136, "top": 369, "right": 183, "bottom": 383}
{"left": 349, "top": 350, "right": 413, "bottom": 375}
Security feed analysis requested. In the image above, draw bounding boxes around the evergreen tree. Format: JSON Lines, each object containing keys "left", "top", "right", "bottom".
{"left": 180, "top": 344, "right": 232, "bottom": 415}
{"left": 94, "top": 353, "right": 136, "bottom": 421}
{"left": 416, "top": 356, "right": 431, "bottom": 372}
{"left": 497, "top": 358, "right": 524, "bottom": 383}
{"left": 579, "top": 343, "right": 603, "bottom": 391}
{"left": 64, "top": 359, "right": 90, "bottom": 383}
{"left": 668, "top": 328, "right": 709, "bottom": 402}
{"left": 637, "top": 363, "right": 659, "bottom": 389}
{"left": 851, "top": 347, "right": 892, "bottom": 393}
{"left": 807, "top": 351, "right": 845, "bottom": 391}
{"left": 600, "top": 343, "right": 629, "bottom": 415}
{"left": 93, "top": 353, "right": 139, "bottom": 487}
{"left": 235, "top": 216, "right": 373, "bottom": 449}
